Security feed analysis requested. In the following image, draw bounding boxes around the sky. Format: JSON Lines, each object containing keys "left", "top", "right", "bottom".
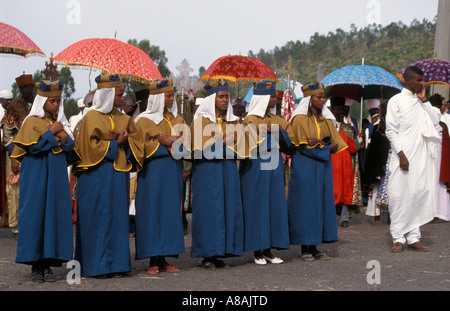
{"left": 0, "top": 0, "right": 440, "bottom": 99}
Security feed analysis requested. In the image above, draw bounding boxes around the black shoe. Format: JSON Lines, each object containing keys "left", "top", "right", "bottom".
{"left": 31, "top": 266, "right": 44, "bottom": 283}
{"left": 201, "top": 259, "right": 216, "bottom": 270}
{"left": 341, "top": 221, "right": 349, "bottom": 228}
{"left": 42, "top": 267, "right": 56, "bottom": 282}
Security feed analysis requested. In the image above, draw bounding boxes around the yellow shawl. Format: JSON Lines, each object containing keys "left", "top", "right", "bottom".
{"left": 73, "top": 109, "right": 144, "bottom": 173}
{"left": 136, "top": 111, "right": 187, "bottom": 159}
{"left": 289, "top": 113, "right": 347, "bottom": 153}
{"left": 11, "top": 116, "right": 80, "bottom": 164}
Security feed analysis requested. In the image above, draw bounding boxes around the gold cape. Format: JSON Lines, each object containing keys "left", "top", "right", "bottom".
{"left": 289, "top": 113, "right": 347, "bottom": 153}
{"left": 136, "top": 111, "right": 187, "bottom": 159}
{"left": 189, "top": 116, "right": 247, "bottom": 158}
{"left": 242, "top": 113, "right": 295, "bottom": 157}
{"left": 73, "top": 109, "right": 144, "bottom": 173}
{"left": 10, "top": 116, "right": 80, "bottom": 164}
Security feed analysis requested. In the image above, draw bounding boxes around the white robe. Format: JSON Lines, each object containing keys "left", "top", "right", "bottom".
{"left": 385, "top": 88, "right": 441, "bottom": 240}
{"left": 433, "top": 109, "right": 450, "bottom": 221}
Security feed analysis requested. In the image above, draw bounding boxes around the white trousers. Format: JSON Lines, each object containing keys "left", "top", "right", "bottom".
{"left": 392, "top": 227, "right": 421, "bottom": 245}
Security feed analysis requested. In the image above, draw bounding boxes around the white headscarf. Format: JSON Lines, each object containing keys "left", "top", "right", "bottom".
{"left": 290, "top": 96, "right": 336, "bottom": 125}
{"left": 193, "top": 92, "right": 238, "bottom": 123}
{"left": 135, "top": 93, "right": 178, "bottom": 124}
{"left": 82, "top": 87, "right": 116, "bottom": 118}
{"left": 23, "top": 94, "right": 74, "bottom": 139}
{"left": 246, "top": 94, "right": 276, "bottom": 118}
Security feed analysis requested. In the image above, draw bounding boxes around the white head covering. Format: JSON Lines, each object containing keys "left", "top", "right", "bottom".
{"left": 365, "top": 99, "right": 380, "bottom": 110}
{"left": 135, "top": 93, "right": 178, "bottom": 124}
{"left": 290, "top": 96, "right": 336, "bottom": 125}
{"left": 77, "top": 97, "right": 86, "bottom": 108}
{"left": 23, "top": 94, "right": 74, "bottom": 139}
{"left": 345, "top": 98, "right": 353, "bottom": 107}
{"left": 246, "top": 94, "right": 275, "bottom": 118}
{"left": 195, "top": 98, "right": 204, "bottom": 106}
{"left": 193, "top": 92, "right": 238, "bottom": 123}
{"left": 82, "top": 88, "right": 116, "bottom": 118}
{"left": 0, "top": 90, "right": 13, "bottom": 99}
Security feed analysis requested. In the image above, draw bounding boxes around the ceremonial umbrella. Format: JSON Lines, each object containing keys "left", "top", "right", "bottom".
{"left": 201, "top": 55, "right": 279, "bottom": 83}
{"left": 0, "top": 22, "right": 45, "bottom": 57}
{"left": 53, "top": 38, "right": 163, "bottom": 84}
{"left": 397, "top": 58, "right": 450, "bottom": 86}
{"left": 321, "top": 64, "right": 403, "bottom": 124}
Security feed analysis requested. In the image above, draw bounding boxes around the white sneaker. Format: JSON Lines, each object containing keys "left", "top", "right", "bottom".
{"left": 263, "top": 255, "right": 284, "bottom": 264}
{"left": 254, "top": 258, "right": 267, "bottom": 265}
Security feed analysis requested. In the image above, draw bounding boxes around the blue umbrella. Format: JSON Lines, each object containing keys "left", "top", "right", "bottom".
{"left": 321, "top": 64, "right": 403, "bottom": 100}
{"left": 321, "top": 64, "right": 404, "bottom": 124}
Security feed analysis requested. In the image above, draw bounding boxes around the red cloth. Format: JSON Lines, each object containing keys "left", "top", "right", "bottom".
{"left": 332, "top": 130, "right": 358, "bottom": 205}
{"left": 440, "top": 123, "right": 450, "bottom": 187}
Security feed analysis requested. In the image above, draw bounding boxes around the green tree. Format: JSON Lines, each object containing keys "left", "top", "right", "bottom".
{"left": 127, "top": 39, "right": 171, "bottom": 78}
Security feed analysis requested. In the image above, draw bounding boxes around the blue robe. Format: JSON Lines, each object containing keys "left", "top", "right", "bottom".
{"left": 190, "top": 116, "right": 244, "bottom": 258}
{"left": 239, "top": 125, "right": 292, "bottom": 252}
{"left": 288, "top": 145, "right": 338, "bottom": 245}
{"left": 287, "top": 114, "right": 347, "bottom": 246}
{"left": 15, "top": 130, "right": 74, "bottom": 266}
{"left": 134, "top": 143, "right": 186, "bottom": 259}
{"left": 75, "top": 141, "right": 132, "bottom": 277}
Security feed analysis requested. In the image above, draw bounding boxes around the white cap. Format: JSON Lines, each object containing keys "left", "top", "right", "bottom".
{"left": 345, "top": 98, "right": 353, "bottom": 107}
{"left": 0, "top": 90, "right": 13, "bottom": 99}
{"left": 77, "top": 98, "right": 86, "bottom": 108}
{"left": 366, "top": 99, "right": 380, "bottom": 110}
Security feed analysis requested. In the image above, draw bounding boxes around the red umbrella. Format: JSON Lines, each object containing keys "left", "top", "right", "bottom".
{"left": 0, "top": 22, "right": 45, "bottom": 57}
{"left": 53, "top": 38, "right": 163, "bottom": 83}
{"left": 201, "top": 55, "right": 279, "bottom": 83}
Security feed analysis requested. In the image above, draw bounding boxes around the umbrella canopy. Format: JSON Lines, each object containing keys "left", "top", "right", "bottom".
{"left": 201, "top": 55, "right": 279, "bottom": 83}
{"left": 53, "top": 38, "right": 163, "bottom": 83}
{"left": 397, "top": 58, "right": 450, "bottom": 86}
{"left": 321, "top": 64, "right": 403, "bottom": 101}
{"left": 0, "top": 22, "right": 45, "bottom": 58}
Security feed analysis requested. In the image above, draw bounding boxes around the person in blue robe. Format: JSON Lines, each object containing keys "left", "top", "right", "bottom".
{"left": 73, "top": 75, "right": 143, "bottom": 278}
{"left": 287, "top": 83, "right": 347, "bottom": 262}
{"left": 11, "top": 80, "right": 79, "bottom": 282}
{"left": 239, "top": 80, "right": 292, "bottom": 265}
{"left": 189, "top": 79, "right": 245, "bottom": 269}
{"left": 134, "top": 79, "right": 188, "bottom": 274}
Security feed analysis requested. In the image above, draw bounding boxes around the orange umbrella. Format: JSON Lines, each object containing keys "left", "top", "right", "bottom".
{"left": 201, "top": 55, "right": 279, "bottom": 83}
{"left": 54, "top": 38, "right": 163, "bottom": 83}
{"left": 0, "top": 22, "right": 45, "bottom": 57}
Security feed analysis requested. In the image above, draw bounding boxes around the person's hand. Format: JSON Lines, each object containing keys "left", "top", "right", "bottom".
{"left": 222, "top": 133, "right": 234, "bottom": 146}
{"left": 56, "top": 129, "right": 68, "bottom": 143}
{"left": 398, "top": 151, "right": 409, "bottom": 172}
{"left": 307, "top": 136, "right": 322, "bottom": 146}
{"left": 330, "top": 142, "right": 338, "bottom": 153}
{"left": 158, "top": 132, "right": 175, "bottom": 147}
{"left": 11, "top": 158, "right": 20, "bottom": 174}
{"left": 47, "top": 121, "right": 64, "bottom": 135}
{"left": 110, "top": 129, "right": 128, "bottom": 145}
{"left": 109, "top": 129, "right": 120, "bottom": 141}
{"left": 417, "top": 86, "right": 427, "bottom": 103}
{"left": 117, "top": 129, "right": 128, "bottom": 146}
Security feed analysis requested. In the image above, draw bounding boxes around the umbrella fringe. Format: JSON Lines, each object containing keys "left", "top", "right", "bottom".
{"left": 201, "top": 75, "right": 279, "bottom": 83}
{"left": 53, "top": 61, "right": 154, "bottom": 84}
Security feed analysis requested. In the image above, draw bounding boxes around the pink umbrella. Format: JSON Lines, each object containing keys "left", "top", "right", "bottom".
{"left": 54, "top": 38, "right": 163, "bottom": 83}
{"left": 0, "top": 22, "right": 45, "bottom": 58}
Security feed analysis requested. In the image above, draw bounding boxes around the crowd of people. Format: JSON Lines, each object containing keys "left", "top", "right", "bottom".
{"left": 0, "top": 65, "right": 449, "bottom": 282}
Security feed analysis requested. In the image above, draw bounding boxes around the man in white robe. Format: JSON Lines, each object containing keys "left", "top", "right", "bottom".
{"left": 386, "top": 66, "right": 441, "bottom": 253}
